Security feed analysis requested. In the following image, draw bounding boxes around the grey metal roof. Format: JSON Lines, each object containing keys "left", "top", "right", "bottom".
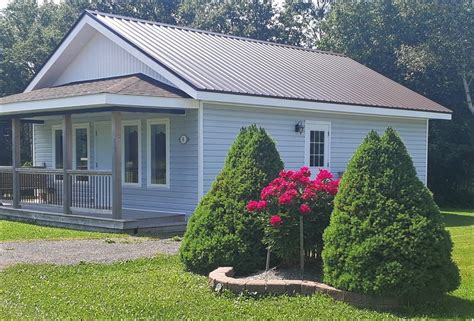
{"left": 86, "top": 11, "right": 451, "bottom": 114}
{"left": 0, "top": 74, "right": 189, "bottom": 105}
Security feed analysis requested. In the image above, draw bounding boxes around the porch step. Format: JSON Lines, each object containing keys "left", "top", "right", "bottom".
{"left": 0, "top": 206, "right": 188, "bottom": 234}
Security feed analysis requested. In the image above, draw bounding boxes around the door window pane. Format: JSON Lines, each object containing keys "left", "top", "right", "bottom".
{"left": 309, "top": 130, "right": 325, "bottom": 167}
{"left": 75, "top": 128, "right": 88, "bottom": 170}
{"left": 54, "top": 129, "right": 63, "bottom": 169}
{"left": 150, "top": 123, "right": 167, "bottom": 185}
{"left": 124, "top": 125, "right": 139, "bottom": 184}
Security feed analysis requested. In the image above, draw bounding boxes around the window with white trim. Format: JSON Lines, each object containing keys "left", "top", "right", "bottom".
{"left": 73, "top": 124, "right": 89, "bottom": 170}
{"left": 147, "top": 119, "right": 169, "bottom": 187}
{"left": 305, "top": 121, "right": 330, "bottom": 171}
{"left": 53, "top": 127, "right": 63, "bottom": 170}
{"left": 309, "top": 130, "right": 325, "bottom": 167}
{"left": 123, "top": 121, "right": 141, "bottom": 185}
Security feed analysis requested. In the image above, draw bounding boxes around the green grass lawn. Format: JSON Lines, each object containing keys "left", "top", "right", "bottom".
{"left": 0, "top": 220, "right": 126, "bottom": 241}
{"left": 0, "top": 210, "right": 473, "bottom": 319}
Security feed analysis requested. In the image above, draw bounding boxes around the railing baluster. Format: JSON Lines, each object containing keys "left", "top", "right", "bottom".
{"left": 2, "top": 168, "right": 112, "bottom": 212}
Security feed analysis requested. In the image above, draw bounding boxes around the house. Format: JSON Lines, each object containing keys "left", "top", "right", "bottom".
{"left": 0, "top": 11, "right": 451, "bottom": 232}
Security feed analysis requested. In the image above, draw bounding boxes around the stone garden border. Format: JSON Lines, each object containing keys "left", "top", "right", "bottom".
{"left": 209, "top": 267, "right": 399, "bottom": 310}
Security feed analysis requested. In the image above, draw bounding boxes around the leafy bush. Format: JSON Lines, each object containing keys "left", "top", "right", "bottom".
{"left": 322, "top": 128, "right": 460, "bottom": 299}
{"left": 247, "top": 167, "right": 339, "bottom": 266}
{"left": 180, "top": 125, "right": 284, "bottom": 275}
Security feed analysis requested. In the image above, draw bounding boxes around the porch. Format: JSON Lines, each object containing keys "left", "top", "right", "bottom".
{"left": 0, "top": 74, "right": 199, "bottom": 232}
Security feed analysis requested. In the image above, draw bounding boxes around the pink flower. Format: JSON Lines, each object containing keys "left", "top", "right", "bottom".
{"left": 261, "top": 186, "right": 275, "bottom": 200}
{"left": 247, "top": 200, "right": 268, "bottom": 212}
{"left": 270, "top": 215, "right": 283, "bottom": 226}
{"left": 299, "top": 203, "right": 311, "bottom": 215}
{"left": 300, "top": 166, "right": 311, "bottom": 177}
{"left": 316, "top": 169, "right": 333, "bottom": 181}
{"left": 246, "top": 200, "right": 259, "bottom": 212}
{"left": 326, "top": 179, "right": 340, "bottom": 195}
{"left": 293, "top": 171, "right": 311, "bottom": 184}
{"left": 256, "top": 200, "right": 267, "bottom": 210}
{"left": 278, "top": 189, "right": 297, "bottom": 205}
{"left": 302, "top": 187, "right": 316, "bottom": 200}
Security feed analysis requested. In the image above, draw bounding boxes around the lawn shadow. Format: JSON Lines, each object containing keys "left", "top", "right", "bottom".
{"left": 441, "top": 213, "right": 474, "bottom": 228}
{"left": 389, "top": 294, "right": 474, "bottom": 319}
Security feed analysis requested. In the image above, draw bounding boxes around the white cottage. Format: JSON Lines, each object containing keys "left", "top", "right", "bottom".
{"left": 0, "top": 11, "right": 451, "bottom": 232}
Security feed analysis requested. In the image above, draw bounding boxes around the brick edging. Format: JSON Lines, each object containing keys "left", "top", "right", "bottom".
{"left": 209, "top": 267, "right": 399, "bottom": 309}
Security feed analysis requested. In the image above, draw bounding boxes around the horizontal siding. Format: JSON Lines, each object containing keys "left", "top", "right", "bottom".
{"left": 32, "top": 111, "right": 198, "bottom": 216}
{"left": 33, "top": 124, "right": 52, "bottom": 168}
{"left": 202, "top": 104, "right": 428, "bottom": 193}
{"left": 53, "top": 32, "right": 174, "bottom": 87}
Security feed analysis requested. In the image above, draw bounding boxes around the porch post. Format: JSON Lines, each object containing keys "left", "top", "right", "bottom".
{"left": 111, "top": 111, "right": 122, "bottom": 219}
{"left": 63, "top": 114, "right": 72, "bottom": 214}
{"left": 12, "top": 118, "right": 21, "bottom": 209}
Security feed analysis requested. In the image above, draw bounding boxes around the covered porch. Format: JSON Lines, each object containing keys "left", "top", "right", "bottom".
{"left": 0, "top": 74, "right": 198, "bottom": 232}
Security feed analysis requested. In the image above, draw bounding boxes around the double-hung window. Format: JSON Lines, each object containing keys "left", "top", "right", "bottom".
{"left": 73, "top": 124, "right": 89, "bottom": 170}
{"left": 122, "top": 120, "right": 141, "bottom": 185}
{"left": 147, "top": 119, "right": 169, "bottom": 187}
{"left": 52, "top": 126, "right": 63, "bottom": 170}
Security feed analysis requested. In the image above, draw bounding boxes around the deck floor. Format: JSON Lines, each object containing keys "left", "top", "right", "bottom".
{"left": 0, "top": 203, "right": 187, "bottom": 232}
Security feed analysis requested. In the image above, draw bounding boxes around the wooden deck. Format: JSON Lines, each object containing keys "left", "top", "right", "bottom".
{"left": 0, "top": 204, "right": 187, "bottom": 234}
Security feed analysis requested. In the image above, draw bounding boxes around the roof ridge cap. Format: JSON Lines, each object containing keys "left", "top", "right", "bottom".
{"left": 85, "top": 10, "right": 345, "bottom": 57}
{"left": 105, "top": 76, "right": 142, "bottom": 93}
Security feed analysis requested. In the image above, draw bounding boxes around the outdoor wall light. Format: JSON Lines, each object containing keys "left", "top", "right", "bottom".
{"left": 295, "top": 121, "right": 305, "bottom": 134}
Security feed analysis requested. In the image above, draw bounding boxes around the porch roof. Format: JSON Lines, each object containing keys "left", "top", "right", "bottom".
{"left": 0, "top": 74, "right": 197, "bottom": 117}
{"left": 0, "top": 73, "right": 190, "bottom": 105}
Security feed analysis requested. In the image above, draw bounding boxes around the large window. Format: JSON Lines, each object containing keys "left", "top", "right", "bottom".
{"left": 305, "top": 121, "right": 330, "bottom": 173}
{"left": 53, "top": 124, "right": 89, "bottom": 171}
{"left": 53, "top": 127, "right": 63, "bottom": 169}
{"left": 147, "top": 119, "right": 169, "bottom": 187}
{"left": 73, "top": 125, "right": 89, "bottom": 170}
{"left": 123, "top": 121, "right": 141, "bottom": 185}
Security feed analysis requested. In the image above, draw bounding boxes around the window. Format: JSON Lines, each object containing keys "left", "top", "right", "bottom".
{"left": 310, "top": 130, "right": 325, "bottom": 167}
{"left": 305, "top": 121, "right": 330, "bottom": 171}
{"left": 73, "top": 125, "right": 89, "bottom": 170}
{"left": 147, "top": 119, "right": 169, "bottom": 187}
{"left": 53, "top": 127, "right": 63, "bottom": 169}
{"left": 123, "top": 121, "right": 141, "bottom": 185}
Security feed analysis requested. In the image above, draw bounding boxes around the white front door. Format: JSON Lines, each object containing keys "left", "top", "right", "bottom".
{"left": 305, "top": 121, "right": 331, "bottom": 177}
{"left": 94, "top": 122, "right": 112, "bottom": 170}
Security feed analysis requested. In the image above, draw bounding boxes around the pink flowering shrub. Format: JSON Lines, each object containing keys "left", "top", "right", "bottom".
{"left": 247, "top": 166, "right": 339, "bottom": 265}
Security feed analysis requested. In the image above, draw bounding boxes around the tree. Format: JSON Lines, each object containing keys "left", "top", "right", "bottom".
{"left": 274, "top": 0, "right": 328, "bottom": 47}
{"left": 322, "top": 128, "right": 460, "bottom": 299}
{"left": 318, "top": 2, "right": 474, "bottom": 207}
{"left": 176, "top": 0, "right": 277, "bottom": 41}
{"left": 180, "top": 125, "right": 284, "bottom": 274}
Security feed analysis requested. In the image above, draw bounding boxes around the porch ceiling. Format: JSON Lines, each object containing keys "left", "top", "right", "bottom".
{"left": 0, "top": 74, "right": 197, "bottom": 117}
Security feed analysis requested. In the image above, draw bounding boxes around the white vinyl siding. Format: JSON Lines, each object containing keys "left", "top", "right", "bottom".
{"left": 53, "top": 32, "right": 174, "bottom": 87}
{"left": 202, "top": 104, "right": 428, "bottom": 193}
{"left": 32, "top": 110, "right": 198, "bottom": 216}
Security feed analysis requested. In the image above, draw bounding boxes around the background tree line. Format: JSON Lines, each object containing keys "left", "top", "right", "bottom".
{"left": 0, "top": 0, "right": 472, "bottom": 206}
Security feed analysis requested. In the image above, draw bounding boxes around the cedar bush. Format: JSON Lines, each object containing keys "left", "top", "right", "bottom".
{"left": 322, "top": 128, "right": 460, "bottom": 299}
{"left": 180, "top": 125, "right": 284, "bottom": 275}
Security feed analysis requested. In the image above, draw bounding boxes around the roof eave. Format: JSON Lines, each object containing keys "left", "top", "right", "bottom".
{"left": 0, "top": 93, "right": 198, "bottom": 117}
{"left": 197, "top": 91, "right": 452, "bottom": 120}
